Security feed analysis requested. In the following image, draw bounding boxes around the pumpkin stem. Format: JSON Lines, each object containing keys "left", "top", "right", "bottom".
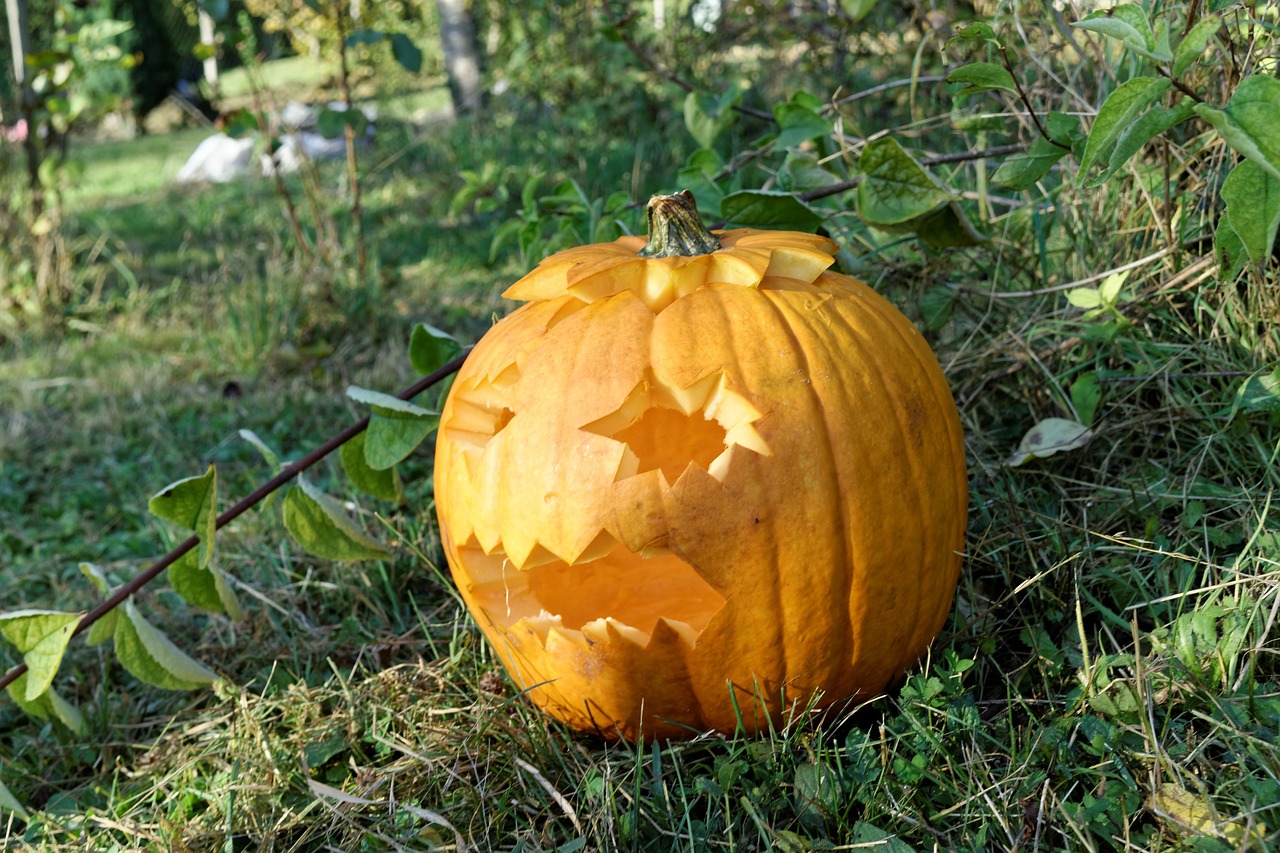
{"left": 637, "top": 190, "right": 721, "bottom": 258}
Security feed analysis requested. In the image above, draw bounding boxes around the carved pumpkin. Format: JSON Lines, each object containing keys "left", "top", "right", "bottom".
{"left": 434, "top": 192, "right": 967, "bottom": 740}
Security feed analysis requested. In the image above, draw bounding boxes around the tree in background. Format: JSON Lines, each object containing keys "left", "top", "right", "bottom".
{"left": 435, "top": 0, "right": 480, "bottom": 113}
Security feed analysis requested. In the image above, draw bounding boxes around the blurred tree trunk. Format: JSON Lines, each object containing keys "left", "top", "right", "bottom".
{"left": 5, "top": 0, "right": 29, "bottom": 90}
{"left": 435, "top": 0, "right": 482, "bottom": 115}
{"left": 5, "top": 0, "right": 43, "bottom": 220}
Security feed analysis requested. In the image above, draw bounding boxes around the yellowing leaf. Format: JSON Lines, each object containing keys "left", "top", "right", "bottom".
{"left": 149, "top": 465, "right": 218, "bottom": 568}
{"left": 0, "top": 610, "right": 82, "bottom": 701}
{"left": 282, "top": 478, "right": 391, "bottom": 561}
{"left": 79, "top": 561, "right": 111, "bottom": 596}
{"left": 114, "top": 598, "right": 218, "bottom": 690}
{"left": 6, "top": 672, "right": 85, "bottom": 734}
{"left": 168, "top": 550, "right": 243, "bottom": 619}
{"left": 1151, "top": 783, "right": 1269, "bottom": 847}
{"left": 1006, "top": 418, "right": 1093, "bottom": 467}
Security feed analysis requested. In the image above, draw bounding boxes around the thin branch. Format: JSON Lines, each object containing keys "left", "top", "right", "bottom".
{"left": 0, "top": 348, "right": 473, "bottom": 696}
{"left": 830, "top": 76, "right": 948, "bottom": 108}
{"left": 1155, "top": 65, "right": 1207, "bottom": 103}
{"left": 797, "top": 144, "right": 1031, "bottom": 202}
{"left": 995, "top": 46, "right": 1071, "bottom": 150}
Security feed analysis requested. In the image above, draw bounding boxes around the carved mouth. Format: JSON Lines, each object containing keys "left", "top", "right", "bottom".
{"left": 459, "top": 541, "right": 725, "bottom": 648}
{"left": 441, "top": 327, "right": 773, "bottom": 649}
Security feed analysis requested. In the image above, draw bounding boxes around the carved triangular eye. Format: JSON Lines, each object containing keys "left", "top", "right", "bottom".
{"left": 581, "top": 369, "right": 771, "bottom": 487}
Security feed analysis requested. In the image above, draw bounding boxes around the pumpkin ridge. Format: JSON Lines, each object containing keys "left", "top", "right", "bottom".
{"left": 838, "top": 279, "right": 965, "bottom": 666}
{"left": 820, "top": 276, "right": 964, "bottom": 679}
{"left": 751, "top": 286, "right": 859, "bottom": 688}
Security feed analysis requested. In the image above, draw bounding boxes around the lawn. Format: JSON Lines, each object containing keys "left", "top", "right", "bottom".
{"left": 3, "top": 6, "right": 1280, "bottom": 851}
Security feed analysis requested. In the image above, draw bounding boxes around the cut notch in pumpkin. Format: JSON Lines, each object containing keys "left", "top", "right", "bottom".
{"left": 462, "top": 541, "right": 725, "bottom": 649}
{"left": 582, "top": 369, "right": 770, "bottom": 487}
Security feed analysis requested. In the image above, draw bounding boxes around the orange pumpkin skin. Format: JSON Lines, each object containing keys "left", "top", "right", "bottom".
{"left": 434, "top": 222, "right": 967, "bottom": 741}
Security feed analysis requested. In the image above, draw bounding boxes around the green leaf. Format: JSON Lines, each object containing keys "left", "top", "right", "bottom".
{"left": 920, "top": 285, "right": 957, "bottom": 331}
{"left": 1071, "top": 372, "right": 1102, "bottom": 427}
{"left": 6, "top": 672, "right": 84, "bottom": 733}
{"left": 1214, "top": 214, "right": 1249, "bottom": 281}
{"left": 283, "top": 478, "right": 390, "bottom": 562}
{"left": 1232, "top": 368, "right": 1280, "bottom": 417}
{"left": 772, "top": 103, "right": 832, "bottom": 149}
{"left": 0, "top": 775, "right": 30, "bottom": 821}
{"left": 684, "top": 87, "right": 740, "bottom": 149}
{"left": 86, "top": 609, "right": 118, "bottom": 647}
{"left": 1006, "top": 418, "right": 1093, "bottom": 466}
{"left": 409, "top": 323, "right": 463, "bottom": 377}
{"left": 42, "top": 683, "right": 83, "bottom": 732}
{"left": 222, "top": 108, "right": 261, "bottom": 139}
{"left": 316, "top": 106, "right": 367, "bottom": 140}
{"left": 1098, "top": 270, "right": 1129, "bottom": 305}
{"left": 389, "top": 33, "right": 423, "bottom": 73}
{"left": 946, "top": 62, "right": 1017, "bottom": 95}
{"left": 168, "top": 550, "right": 243, "bottom": 619}
{"left": 0, "top": 611, "right": 82, "bottom": 701}
{"left": 347, "top": 386, "right": 440, "bottom": 470}
{"left": 1078, "top": 77, "right": 1171, "bottom": 177}
{"left": 1074, "top": 4, "right": 1170, "bottom": 61}
{"left": 238, "top": 429, "right": 282, "bottom": 510}
{"left": 1221, "top": 159, "right": 1280, "bottom": 263}
{"left": 841, "top": 0, "right": 878, "bottom": 23}
{"left": 992, "top": 136, "right": 1072, "bottom": 190}
{"left": 114, "top": 599, "right": 218, "bottom": 690}
{"left": 1045, "top": 111, "right": 1079, "bottom": 142}
{"left": 149, "top": 465, "right": 217, "bottom": 569}
{"left": 850, "top": 821, "right": 917, "bottom": 852}
{"left": 79, "top": 561, "right": 111, "bottom": 596}
{"left": 1091, "top": 102, "right": 1196, "bottom": 185}
{"left": 857, "top": 136, "right": 951, "bottom": 226}
{"left": 946, "top": 22, "right": 1002, "bottom": 49}
{"left": 1066, "top": 287, "right": 1102, "bottom": 309}
{"left": 1173, "top": 14, "right": 1221, "bottom": 77}
{"left": 914, "top": 202, "right": 987, "bottom": 248}
{"left": 1194, "top": 76, "right": 1280, "bottom": 180}
{"left": 238, "top": 429, "right": 281, "bottom": 470}
{"left": 777, "top": 151, "right": 840, "bottom": 193}
{"left": 951, "top": 113, "right": 1007, "bottom": 132}
{"left": 677, "top": 149, "right": 725, "bottom": 216}
{"left": 341, "top": 431, "right": 404, "bottom": 503}
{"left": 720, "top": 190, "right": 824, "bottom": 232}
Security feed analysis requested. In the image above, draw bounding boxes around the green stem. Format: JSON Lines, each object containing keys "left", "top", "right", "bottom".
{"left": 637, "top": 191, "right": 721, "bottom": 258}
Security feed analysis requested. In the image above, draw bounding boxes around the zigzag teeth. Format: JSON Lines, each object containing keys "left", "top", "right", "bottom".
{"left": 544, "top": 621, "right": 590, "bottom": 650}
{"left": 654, "top": 617, "right": 698, "bottom": 648}
{"left": 574, "top": 530, "right": 620, "bottom": 565}
{"left": 512, "top": 542, "right": 565, "bottom": 570}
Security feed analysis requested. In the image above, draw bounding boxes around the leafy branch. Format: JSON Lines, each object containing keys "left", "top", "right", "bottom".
{"left": 0, "top": 347, "right": 471, "bottom": 698}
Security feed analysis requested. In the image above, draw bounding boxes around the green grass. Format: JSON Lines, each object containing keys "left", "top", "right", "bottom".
{"left": 4, "top": 23, "right": 1280, "bottom": 853}
{"left": 217, "top": 55, "right": 333, "bottom": 101}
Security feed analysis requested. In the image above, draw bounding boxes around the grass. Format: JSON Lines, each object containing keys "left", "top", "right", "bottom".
{"left": 3, "top": 13, "right": 1280, "bottom": 852}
